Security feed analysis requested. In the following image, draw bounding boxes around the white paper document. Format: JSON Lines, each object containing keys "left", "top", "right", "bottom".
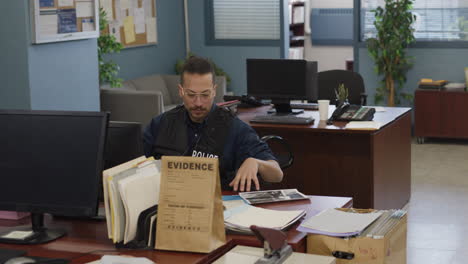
{"left": 134, "top": 8, "right": 146, "bottom": 34}
{"left": 374, "top": 106, "right": 386, "bottom": 112}
{"left": 58, "top": 0, "right": 73, "bottom": 7}
{"left": 82, "top": 18, "right": 95, "bottom": 31}
{"left": 143, "top": 0, "right": 153, "bottom": 18}
{"left": 109, "top": 21, "right": 121, "bottom": 43}
{"left": 118, "top": 162, "right": 161, "bottom": 244}
{"left": 121, "top": 0, "right": 130, "bottom": 10}
{"left": 76, "top": 1, "right": 94, "bottom": 17}
{"left": 39, "top": 14, "right": 58, "bottom": 35}
{"left": 146, "top": 17, "right": 157, "bottom": 43}
{"left": 345, "top": 121, "right": 382, "bottom": 130}
{"left": 300, "top": 208, "right": 382, "bottom": 234}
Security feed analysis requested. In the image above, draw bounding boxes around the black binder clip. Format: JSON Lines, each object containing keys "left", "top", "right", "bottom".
{"left": 250, "top": 225, "right": 293, "bottom": 264}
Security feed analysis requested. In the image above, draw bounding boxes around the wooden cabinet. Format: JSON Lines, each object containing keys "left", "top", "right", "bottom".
{"left": 415, "top": 88, "right": 468, "bottom": 142}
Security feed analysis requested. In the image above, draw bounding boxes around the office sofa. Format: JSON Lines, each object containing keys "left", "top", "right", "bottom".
{"left": 100, "top": 74, "right": 227, "bottom": 127}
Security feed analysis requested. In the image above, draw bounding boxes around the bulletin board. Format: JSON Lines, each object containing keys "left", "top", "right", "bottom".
{"left": 31, "top": 0, "right": 99, "bottom": 44}
{"left": 100, "top": 0, "right": 158, "bottom": 48}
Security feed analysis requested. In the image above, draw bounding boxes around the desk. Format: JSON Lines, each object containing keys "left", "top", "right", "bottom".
{"left": 238, "top": 105, "right": 412, "bottom": 209}
{"left": 0, "top": 195, "right": 351, "bottom": 264}
{"left": 415, "top": 88, "right": 468, "bottom": 142}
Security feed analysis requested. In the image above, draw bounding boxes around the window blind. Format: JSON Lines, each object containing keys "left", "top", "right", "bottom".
{"left": 213, "top": 0, "right": 280, "bottom": 40}
{"left": 361, "top": 0, "right": 468, "bottom": 41}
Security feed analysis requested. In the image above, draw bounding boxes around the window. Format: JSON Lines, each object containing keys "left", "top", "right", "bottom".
{"left": 206, "top": 0, "right": 281, "bottom": 45}
{"left": 361, "top": 0, "right": 468, "bottom": 42}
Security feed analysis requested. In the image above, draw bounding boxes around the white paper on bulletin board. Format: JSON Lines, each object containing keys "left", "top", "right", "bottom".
{"left": 101, "top": 0, "right": 158, "bottom": 48}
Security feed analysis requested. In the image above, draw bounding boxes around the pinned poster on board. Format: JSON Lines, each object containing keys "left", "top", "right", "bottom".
{"left": 31, "top": 0, "right": 99, "bottom": 44}
{"left": 100, "top": 0, "right": 158, "bottom": 48}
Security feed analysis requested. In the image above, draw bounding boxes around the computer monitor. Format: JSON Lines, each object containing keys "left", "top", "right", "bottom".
{"left": 247, "top": 58, "right": 318, "bottom": 114}
{"left": 0, "top": 110, "right": 109, "bottom": 244}
{"left": 104, "top": 121, "right": 144, "bottom": 170}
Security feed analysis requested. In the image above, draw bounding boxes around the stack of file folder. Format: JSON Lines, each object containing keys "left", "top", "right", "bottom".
{"left": 304, "top": 208, "right": 408, "bottom": 263}
{"left": 298, "top": 208, "right": 406, "bottom": 238}
{"left": 102, "top": 156, "right": 161, "bottom": 246}
{"left": 223, "top": 197, "right": 306, "bottom": 234}
{"left": 297, "top": 208, "right": 383, "bottom": 237}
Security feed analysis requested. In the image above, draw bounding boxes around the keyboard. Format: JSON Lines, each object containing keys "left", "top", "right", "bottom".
{"left": 251, "top": 114, "right": 314, "bottom": 125}
{"left": 290, "top": 102, "right": 319, "bottom": 110}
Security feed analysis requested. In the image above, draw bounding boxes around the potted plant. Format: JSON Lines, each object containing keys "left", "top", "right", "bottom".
{"left": 366, "top": 0, "right": 416, "bottom": 106}
{"left": 98, "top": 8, "right": 123, "bottom": 88}
{"left": 335, "top": 83, "right": 349, "bottom": 107}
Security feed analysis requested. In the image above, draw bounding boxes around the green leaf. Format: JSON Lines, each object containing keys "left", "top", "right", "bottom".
{"left": 98, "top": 7, "right": 123, "bottom": 87}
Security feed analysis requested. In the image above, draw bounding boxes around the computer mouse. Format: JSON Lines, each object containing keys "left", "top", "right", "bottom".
{"left": 4, "top": 257, "right": 36, "bottom": 264}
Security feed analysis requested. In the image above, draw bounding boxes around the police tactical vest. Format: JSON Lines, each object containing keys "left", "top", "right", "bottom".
{"left": 151, "top": 105, "right": 234, "bottom": 188}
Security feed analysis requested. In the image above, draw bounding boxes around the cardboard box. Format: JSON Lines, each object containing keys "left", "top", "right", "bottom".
{"left": 307, "top": 214, "right": 407, "bottom": 264}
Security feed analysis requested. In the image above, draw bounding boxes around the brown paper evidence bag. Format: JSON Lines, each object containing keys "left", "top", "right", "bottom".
{"left": 155, "top": 156, "right": 226, "bottom": 253}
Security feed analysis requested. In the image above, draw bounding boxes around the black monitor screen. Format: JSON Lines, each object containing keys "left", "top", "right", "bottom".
{"left": 0, "top": 110, "right": 108, "bottom": 217}
{"left": 247, "top": 59, "right": 318, "bottom": 101}
{"left": 104, "top": 121, "right": 143, "bottom": 170}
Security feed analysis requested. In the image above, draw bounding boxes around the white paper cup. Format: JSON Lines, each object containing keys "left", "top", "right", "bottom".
{"left": 318, "top": 100, "right": 330, "bottom": 120}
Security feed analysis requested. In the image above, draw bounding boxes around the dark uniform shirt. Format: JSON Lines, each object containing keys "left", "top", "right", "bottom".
{"left": 143, "top": 105, "right": 276, "bottom": 185}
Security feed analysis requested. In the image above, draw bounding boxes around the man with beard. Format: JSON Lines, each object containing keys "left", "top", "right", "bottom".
{"left": 143, "top": 56, "right": 283, "bottom": 192}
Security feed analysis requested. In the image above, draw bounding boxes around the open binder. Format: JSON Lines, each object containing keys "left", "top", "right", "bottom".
{"left": 102, "top": 156, "right": 161, "bottom": 248}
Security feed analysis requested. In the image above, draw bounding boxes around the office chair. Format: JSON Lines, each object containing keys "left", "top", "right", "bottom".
{"left": 261, "top": 135, "right": 294, "bottom": 170}
{"left": 317, "top": 70, "right": 367, "bottom": 106}
{"left": 256, "top": 135, "right": 293, "bottom": 191}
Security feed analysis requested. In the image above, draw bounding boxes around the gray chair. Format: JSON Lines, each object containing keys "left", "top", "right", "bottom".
{"left": 100, "top": 74, "right": 226, "bottom": 127}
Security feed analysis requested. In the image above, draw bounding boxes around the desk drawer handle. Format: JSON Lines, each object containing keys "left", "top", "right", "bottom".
{"left": 332, "top": 251, "right": 355, "bottom": 260}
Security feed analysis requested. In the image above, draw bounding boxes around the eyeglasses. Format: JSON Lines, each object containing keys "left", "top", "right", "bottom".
{"left": 182, "top": 89, "right": 214, "bottom": 102}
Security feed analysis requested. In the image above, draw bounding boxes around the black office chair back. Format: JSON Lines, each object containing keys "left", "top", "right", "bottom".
{"left": 257, "top": 135, "right": 293, "bottom": 191}
{"left": 317, "top": 70, "right": 367, "bottom": 106}
{"left": 261, "top": 135, "right": 294, "bottom": 170}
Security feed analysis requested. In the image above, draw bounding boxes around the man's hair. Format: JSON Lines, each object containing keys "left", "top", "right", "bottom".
{"left": 180, "top": 56, "right": 216, "bottom": 85}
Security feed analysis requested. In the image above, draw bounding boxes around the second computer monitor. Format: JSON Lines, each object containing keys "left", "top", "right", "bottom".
{"left": 247, "top": 58, "right": 318, "bottom": 113}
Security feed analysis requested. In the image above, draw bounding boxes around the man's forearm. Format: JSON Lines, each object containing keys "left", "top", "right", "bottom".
{"left": 257, "top": 159, "right": 283, "bottom": 182}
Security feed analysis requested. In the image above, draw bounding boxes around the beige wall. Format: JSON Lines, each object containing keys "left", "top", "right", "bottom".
{"left": 304, "top": 0, "right": 353, "bottom": 71}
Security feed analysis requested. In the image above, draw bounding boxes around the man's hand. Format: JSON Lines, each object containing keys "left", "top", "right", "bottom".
{"left": 229, "top": 158, "right": 260, "bottom": 192}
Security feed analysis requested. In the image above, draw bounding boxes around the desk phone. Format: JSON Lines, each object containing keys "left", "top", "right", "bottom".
{"left": 331, "top": 103, "right": 375, "bottom": 121}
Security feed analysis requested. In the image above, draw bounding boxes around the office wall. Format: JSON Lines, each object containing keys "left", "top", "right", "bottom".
{"left": 304, "top": 0, "right": 353, "bottom": 72}
{"left": 28, "top": 40, "right": 100, "bottom": 111}
{"left": 304, "top": 39, "right": 353, "bottom": 71}
{"left": 105, "top": 0, "right": 186, "bottom": 80}
{"left": 0, "top": 1, "right": 100, "bottom": 111}
{"left": 358, "top": 47, "right": 468, "bottom": 106}
{"left": 187, "top": 1, "right": 282, "bottom": 95}
{"left": 0, "top": 1, "right": 31, "bottom": 109}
